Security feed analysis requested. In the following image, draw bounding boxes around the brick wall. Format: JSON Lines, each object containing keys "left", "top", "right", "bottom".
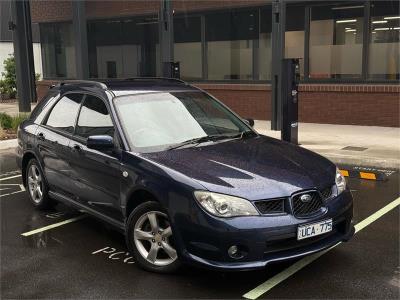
{"left": 86, "top": 1, "right": 161, "bottom": 19}
{"left": 172, "top": 0, "right": 268, "bottom": 13}
{"left": 31, "top": 0, "right": 268, "bottom": 23}
{"left": 31, "top": 0, "right": 72, "bottom": 23}
{"left": 31, "top": 0, "right": 160, "bottom": 22}
{"left": 36, "top": 81, "right": 400, "bottom": 127}
{"left": 194, "top": 84, "right": 271, "bottom": 120}
{"left": 297, "top": 85, "right": 400, "bottom": 127}
{"left": 195, "top": 83, "right": 400, "bottom": 127}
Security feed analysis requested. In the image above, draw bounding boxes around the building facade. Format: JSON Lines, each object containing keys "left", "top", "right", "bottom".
{"left": 0, "top": 1, "right": 42, "bottom": 81}
{"left": 17, "top": 0, "right": 400, "bottom": 126}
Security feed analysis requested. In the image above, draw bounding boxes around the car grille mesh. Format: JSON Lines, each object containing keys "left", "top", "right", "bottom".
{"left": 255, "top": 187, "right": 333, "bottom": 217}
{"left": 255, "top": 198, "right": 285, "bottom": 214}
{"left": 320, "top": 186, "right": 333, "bottom": 200}
{"left": 291, "top": 191, "right": 323, "bottom": 218}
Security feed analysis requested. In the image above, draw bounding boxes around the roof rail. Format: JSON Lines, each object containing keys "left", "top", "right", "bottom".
{"left": 124, "top": 77, "right": 186, "bottom": 84}
{"left": 57, "top": 80, "right": 107, "bottom": 90}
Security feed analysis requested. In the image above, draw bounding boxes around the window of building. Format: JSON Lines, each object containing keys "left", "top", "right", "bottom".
{"left": 309, "top": 5, "right": 364, "bottom": 79}
{"left": 174, "top": 16, "right": 202, "bottom": 80}
{"left": 285, "top": 5, "right": 305, "bottom": 78}
{"left": 206, "top": 9, "right": 258, "bottom": 80}
{"left": 76, "top": 95, "right": 114, "bottom": 138}
{"left": 45, "top": 94, "right": 83, "bottom": 133}
{"left": 87, "top": 16, "right": 160, "bottom": 79}
{"left": 259, "top": 7, "right": 272, "bottom": 80}
{"left": 368, "top": 1, "right": 399, "bottom": 80}
{"left": 40, "top": 23, "right": 76, "bottom": 79}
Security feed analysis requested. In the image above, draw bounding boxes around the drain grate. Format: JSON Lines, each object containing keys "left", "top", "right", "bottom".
{"left": 341, "top": 146, "right": 368, "bottom": 151}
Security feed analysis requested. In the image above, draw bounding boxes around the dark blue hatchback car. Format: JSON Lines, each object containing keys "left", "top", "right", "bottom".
{"left": 17, "top": 78, "right": 354, "bottom": 273}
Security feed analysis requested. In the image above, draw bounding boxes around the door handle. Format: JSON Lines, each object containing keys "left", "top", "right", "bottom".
{"left": 37, "top": 132, "right": 45, "bottom": 141}
{"left": 72, "top": 144, "right": 82, "bottom": 153}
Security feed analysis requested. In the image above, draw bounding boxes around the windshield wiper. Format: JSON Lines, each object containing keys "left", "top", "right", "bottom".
{"left": 166, "top": 136, "right": 216, "bottom": 150}
{"left": 227, "top": 130, "right": 256, "bottom": 139}
{"left": 166, "top": 131, "right": 256, "bottom": 151}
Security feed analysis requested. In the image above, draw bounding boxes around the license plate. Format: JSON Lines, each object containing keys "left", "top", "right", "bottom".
{"left": 297, "top": 219, "right": 332, "bottom": 240}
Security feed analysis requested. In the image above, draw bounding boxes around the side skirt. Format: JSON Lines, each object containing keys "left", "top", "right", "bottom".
{"left": 49, "top": 190, "right": 125, "bottom": 233}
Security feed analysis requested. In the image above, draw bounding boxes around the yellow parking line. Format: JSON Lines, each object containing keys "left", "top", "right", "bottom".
{"left": 359, "top": 172, "right": 376, "bottom": 180}
{"left": 242, "top": 197, "right": 400, "bottom": 299}
{"left": 21, "top": 215, "right": 87, "bottom": 236}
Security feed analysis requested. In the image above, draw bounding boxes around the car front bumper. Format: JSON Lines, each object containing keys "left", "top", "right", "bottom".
{"left": 173, "top": 190, "right": 354, "bottom": 271}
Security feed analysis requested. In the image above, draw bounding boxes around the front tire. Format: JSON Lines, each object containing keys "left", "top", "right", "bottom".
{"left": 25, "top": 159, "right": 52, "bottom": 209}
{"left": 126, "top": 201, "right": 181, "bottom": 273}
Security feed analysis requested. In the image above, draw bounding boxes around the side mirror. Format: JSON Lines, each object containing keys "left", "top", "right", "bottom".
{"left": 87, "top": 135, "right": 114, "bottom": 150}
{"left": 243, "top": 118, "right": 255, "bottom": 127}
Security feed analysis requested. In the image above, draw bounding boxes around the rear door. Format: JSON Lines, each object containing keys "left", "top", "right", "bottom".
{"left": 68, "top": 94, "right": 123, "bottom": 221}
{"left": 36, "top": 93, "right": 84, "bottom": 198}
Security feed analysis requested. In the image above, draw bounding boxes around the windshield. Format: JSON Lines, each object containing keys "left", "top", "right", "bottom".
{"left": 113, "top": 91, "right": 253, "bottom": 152}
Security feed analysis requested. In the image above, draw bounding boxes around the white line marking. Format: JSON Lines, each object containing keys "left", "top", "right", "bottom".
{"left": 354, "top": 197, "right": 400, "bottom": 233}
{"left": 0, "top": 184, "right": 25, "bottom": 197}
{"left": 0, "top": 175, "right": 22, "bottom": 181}
{"left": 0, "top": 190, "right": 25, "bottom": 197}
{"left": 21, "top": 215, "right": 87, "bottom": 236}
{"left": 243, "top": 197, "right": 400, "bottom": 299}
{"left": 0, "top": 170, "right": 21, "bottom": 177}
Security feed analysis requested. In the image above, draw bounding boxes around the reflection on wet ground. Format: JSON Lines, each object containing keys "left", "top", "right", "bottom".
{"left": 1, "top": 151, "right": 399, "bottom": 299}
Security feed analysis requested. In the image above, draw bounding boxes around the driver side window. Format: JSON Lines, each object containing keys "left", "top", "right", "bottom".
{"left": 76, "top": 95, "right": 114, "bottom": 139}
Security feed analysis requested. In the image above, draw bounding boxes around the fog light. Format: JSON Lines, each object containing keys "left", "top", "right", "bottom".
{"left": 228, "top": 245, "right": 243, "bottom": 259}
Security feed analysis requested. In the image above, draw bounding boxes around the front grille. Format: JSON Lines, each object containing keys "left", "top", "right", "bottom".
{"left": 254, "top": 198, "right": 285, "bottom": 214}
{"left": 291, "top": 191, "right": 324, "bottom": 218}
{"left": 320, "top": 186, "right": 333, "bottom": 200}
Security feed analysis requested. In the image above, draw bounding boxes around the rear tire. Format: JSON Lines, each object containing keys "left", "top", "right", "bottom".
{"left": 25, "top": 159, "right": 52, "bottom": 209}
{"left": 126, "top": 201, "right": 181, "bottom": 273}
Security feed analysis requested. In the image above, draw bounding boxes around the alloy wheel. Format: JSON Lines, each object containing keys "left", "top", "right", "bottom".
{"left": 133, "top": 211, "right": 177, "bottom": 266}
{"left": 27, "top": 164, "right": 43, "bottom": 204}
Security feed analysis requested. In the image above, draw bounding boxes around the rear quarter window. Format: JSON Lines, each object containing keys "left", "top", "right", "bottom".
{"left": 30, "top": 91, "right": 59, "bottom": 125}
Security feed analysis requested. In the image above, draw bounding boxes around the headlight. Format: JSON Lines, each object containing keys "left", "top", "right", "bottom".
{"left": 335, "top": 168, "right": 347, "bottom": 195}
{"left": 194, "top": 191, "right": 259, "bottom": 218}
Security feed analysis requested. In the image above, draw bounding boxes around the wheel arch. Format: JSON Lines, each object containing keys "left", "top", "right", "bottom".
{"left": 125, "top": 188, "right": 161, "bottom": 220}
{"left": 21, "top": 151, "right": 38, "bottom": 187}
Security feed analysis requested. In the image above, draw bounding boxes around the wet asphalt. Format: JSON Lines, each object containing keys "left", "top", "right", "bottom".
{"left": 0, "top": 148, "right": 399, "bottom": 299}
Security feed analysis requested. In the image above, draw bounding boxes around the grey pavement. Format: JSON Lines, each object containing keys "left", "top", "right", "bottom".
{"left": 0, "top": 102, "right": 36, "bottom": 116}
{"left": 254, "top": 120, "right": 400, "bottom": 170}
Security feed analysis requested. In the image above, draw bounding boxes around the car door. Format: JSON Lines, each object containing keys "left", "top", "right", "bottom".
{"left": 36, "top": 93, "right": 84, "bottom": 198}
{"left": 68, "top": 94, "right": 123, "bottom": 221}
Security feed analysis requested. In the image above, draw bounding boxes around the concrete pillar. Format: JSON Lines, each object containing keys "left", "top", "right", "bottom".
{"left": 72, "top": 0, "right": 89, "bottom": 79}
{"left": 271, "top": 0, "right": 286, "bottom": 130}
{"left": 11, "top": 0, "right": 36, "bottom": 112}
{"left": 159, "top": 0, "right": 174, "bottom": 76}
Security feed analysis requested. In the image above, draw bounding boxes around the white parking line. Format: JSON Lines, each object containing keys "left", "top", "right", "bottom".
{"left": 0, "top": 174, "right": 22, "bottom": 181}
{"left": 0, "top": 184, "right": 25, "bottom": 197}
{"left": 21, "top": 215, "right": 87, "bottom": 236}
{"left": 0, "top": 190, "right": 25, "bottom": 197}
{"left": 243, "top": 197, "right": 400, "bottom": 299}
